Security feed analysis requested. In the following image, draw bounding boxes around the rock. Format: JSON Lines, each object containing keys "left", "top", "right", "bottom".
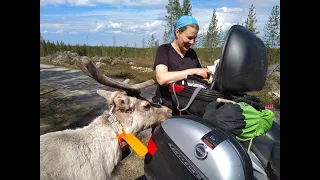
{"left": 95, "top": 62, "right": 106, "bottom": 68}
{"left": 272, "top": 91, "right": 280, "bottom": 98}
{"left": 271, "top": 71, "right": 280, "bottom": 78}
{"left": 43, "top": 51, "right": 81, "bottom": 65}
{"left": 130, "top": 66, "right": 153, "bottom": 73}
{"left": 92, "top": 56, "right": 100, "bottom": 62}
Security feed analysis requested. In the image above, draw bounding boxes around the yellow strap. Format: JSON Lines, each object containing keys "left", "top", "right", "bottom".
{"left": 247, "top": 138, "right": 253, "bottom": 153}
{"left": 122, "top": 133, "right": 148, "bottom": 157}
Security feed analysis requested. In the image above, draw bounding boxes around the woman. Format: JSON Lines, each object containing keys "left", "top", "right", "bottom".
{"left": 152, "top": 15, "right": 211, "bottom": 115}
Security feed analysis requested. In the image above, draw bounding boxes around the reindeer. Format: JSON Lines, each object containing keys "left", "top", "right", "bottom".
{"left": 40, "top": 56, "right": 172, "bottom": 180}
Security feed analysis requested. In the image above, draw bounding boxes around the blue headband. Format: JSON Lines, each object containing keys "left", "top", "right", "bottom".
{"left": 169, "top": 15, "right": 198, "bottom": 43}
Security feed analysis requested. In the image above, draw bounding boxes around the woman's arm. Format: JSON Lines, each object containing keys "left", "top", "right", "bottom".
{"left": 155, "top": 64, "right": 211, "bottom": 85}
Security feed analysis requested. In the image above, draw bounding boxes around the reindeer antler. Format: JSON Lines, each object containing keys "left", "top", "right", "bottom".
{"left": 75, "top": 56, "right": 155, "bottom": 97}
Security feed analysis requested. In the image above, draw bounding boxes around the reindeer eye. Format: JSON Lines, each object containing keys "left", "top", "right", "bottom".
{"left": 143, "top": 103, "right": 151, "bottom": 111}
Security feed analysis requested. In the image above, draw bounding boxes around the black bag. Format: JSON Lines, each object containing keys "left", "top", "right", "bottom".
{"left": 169, "top": 76, "right": 225, "bottom": 117}
{"left": 202, "top": 101, "right": 246, "bottom": 136}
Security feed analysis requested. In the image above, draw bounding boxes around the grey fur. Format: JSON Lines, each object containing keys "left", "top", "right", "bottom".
{"left": 40, "top": 90, "right": 172, "bottom": 180}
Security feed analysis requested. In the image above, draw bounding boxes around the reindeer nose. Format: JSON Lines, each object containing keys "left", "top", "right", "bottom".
{"left": 167, "top": 108, "right": 172, "bottom": 115}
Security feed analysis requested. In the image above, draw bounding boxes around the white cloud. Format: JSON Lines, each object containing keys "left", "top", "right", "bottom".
{"left": 107, "top": 30, "right": 135, "bottom": 35}
{"left": 69, "top": 31, "right": 78, "bottom": 34}
{"left": 94, "top": 22, "right": 122, "bottom": 32}
{"left": 40, "top": 0, "right": 167, "bottom": 8}
{"left": 220, "top": 6, "right": 243, "bottom": 13}
{"left": 108, "top": 22, "right": 122, "bottom": 28}
{"left": 216, "top": 7, "right": 246, "bottom": 31}
{"left": 113, "top": 30, "right": 122, "bottom": 34}
{"left": 40, "top": 29, "right": 64, "bottom": 34}
{"left": 40, "top": 23, "right": 64, "bottom": 29}
{"left": 126, "top": 20, "right": 163, "bottom": 31}
{"left": 146, "top": 30, "right": 156, "bottom": 36}
{"left": 56, "top": 29, "right": 64, "bottom": 33}
{"left": 94, "top": 23, "right": 106, "bottom": 32}
{"left": 145, "top": 20, "right": 162, "bottom": 28}
{"left": 235, "top": 0, "right": 279, "bottom": 8}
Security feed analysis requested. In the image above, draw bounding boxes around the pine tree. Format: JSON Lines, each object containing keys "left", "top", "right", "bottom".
{"left": 112, "top": 34, "right": 116, "bottom": 57}
{"left": 164, "top": 0, "right": 176, "bottom": 43}
{"left": 148, "top": 34, "right": 156, "bottom": 59}
{"left": 56, "top": 40, "right": 60, "bottom": 52}
{"left": 244, "top": 4, "right": 260, "bottom": 34}
{"left": 163, "top": 0, "right": 192, "bottom": 43}
{"left": 148, "top": 34, "right": 155, "bottom": 48}
{"left": 263, "top": 5, "right": 280, "bottom": 65}
{"left": 40, "top": 33, "right": 44, "bottom": 42}
{"left": 60, "top": 40, "right": 65, "bottom": 51}
{"left": 112, "top": 34, "right": 116, "bottom": 46}
{"left": 182, "top": 0, "right": 192, "bottom": 16}
{"left": 100, "top": 42, "right": 104, "bottom": 57}
{"left": 142, "top": 38, "right": 146, "bottom": 48}
{"left": 172, "top": 0, "right": 182, "bottom": 24}
{"left": 202, "top": 9, "right": 222, "bottom": 49}
{"left": 134, "top": 42, "right": 137, "bottom": 58}
{"left": 154, "top": 40, "right": 159, "bottom": 48}
{"left": 202, "top": 9, "right": 222, "bottom": 61}
{"left": 40, "top": 33, "right": 45, "bottom": 56}
{"left": 263, "top": 5, "right": 280, "bottom": 48}
{"left": 163, "top": 28, "right": 169, "bottom": 44}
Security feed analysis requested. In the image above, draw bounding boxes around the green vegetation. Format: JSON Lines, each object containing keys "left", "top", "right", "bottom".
{"left": 249, "top": 75, "right": 280, "bottom": 109}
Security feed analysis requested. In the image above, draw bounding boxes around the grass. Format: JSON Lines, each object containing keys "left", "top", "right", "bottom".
{"left": 41, "top": 57, "right": 157, "bottom": 82}
{"left": 41, "top": 55, "right": 280, "bottom": 110}
{"left": 248, "top": 75, "right": 280, "bottom": 109}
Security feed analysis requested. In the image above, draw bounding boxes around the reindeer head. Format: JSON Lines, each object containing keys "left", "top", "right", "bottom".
{"left": 76, "top": 56, "right": 172, "bottom": 135}
{"left": 97, "top": 90, "right": 172, "bottom": 135}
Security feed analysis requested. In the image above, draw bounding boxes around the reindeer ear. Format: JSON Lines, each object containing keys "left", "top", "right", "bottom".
{"left": 97, "top": 90, "right": 116, "bottom": 105}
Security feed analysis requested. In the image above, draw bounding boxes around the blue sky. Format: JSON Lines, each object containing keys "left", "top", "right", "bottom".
{"left": 40, "top": 0, "right": 280, "bottom": 47}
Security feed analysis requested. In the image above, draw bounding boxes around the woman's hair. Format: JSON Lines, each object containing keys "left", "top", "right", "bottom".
{"left": 169, "top": 15, "right": 199, "bottom": 43}
{"left": 178, "top": 24, "right": 199, "bottom": 33}
{"left": 175, "top": 24, "right": 199, "bottom": 37}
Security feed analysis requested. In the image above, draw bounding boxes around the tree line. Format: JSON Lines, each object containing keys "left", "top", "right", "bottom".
{"left": 40, "top": 1, "right": 280, "bottom": 65}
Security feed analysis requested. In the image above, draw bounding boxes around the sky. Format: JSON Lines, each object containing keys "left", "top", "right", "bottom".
{"left": 40, "top": 0, "right": 280, "bottom": 47}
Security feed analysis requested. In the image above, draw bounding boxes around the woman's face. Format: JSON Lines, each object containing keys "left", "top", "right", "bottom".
{"left": 175, "top": 25, "right": 198, "bottom": 52}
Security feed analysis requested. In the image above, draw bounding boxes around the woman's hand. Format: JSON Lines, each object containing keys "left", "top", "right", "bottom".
{"left": 191, "top": 68, "right": 212, "bottom": 79}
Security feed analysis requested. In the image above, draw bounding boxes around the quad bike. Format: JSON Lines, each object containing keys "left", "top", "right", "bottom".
{"left": 142, "top": 25, "right": 280, "bottom": 180}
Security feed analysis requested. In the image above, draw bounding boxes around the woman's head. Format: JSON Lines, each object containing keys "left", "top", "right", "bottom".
{"left": 169, "top": 15, "right": 199, "bottom": 52}
{"left": 174, "top": 24, "right": 199, "bottom": 52}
